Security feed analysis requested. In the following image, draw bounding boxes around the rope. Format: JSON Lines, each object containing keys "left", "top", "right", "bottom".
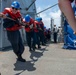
{"left": 36, "top": 3, "right": 58, "bottom": 15}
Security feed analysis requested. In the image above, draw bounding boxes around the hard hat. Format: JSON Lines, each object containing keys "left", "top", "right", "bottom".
{"left": 44, "top": 26, "right": 46, "bottom": 28}
{"left": 25, "top": 15, "right": 31, "bottom": 22}
{"left": 11, "top": 1, "right": 20, "bottom": 9}
{"left": 39, "top": 17, "right": 42, "bottom": 20}
{"left": 35, "top": 17, "right": 41, "bottom": 22}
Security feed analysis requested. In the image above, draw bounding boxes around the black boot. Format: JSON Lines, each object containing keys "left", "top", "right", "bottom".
{"left": 42, "top": 43, "right": 46, "bottom": 46}
{"left": 35, "top": 46, "right": 37, "bottom": 49}
{"left": 38, "top": 45, "right": 41, "bottom": 49}
{"left": 17, "top": 54, "right": 26, "bottom": 62}
{"left": 32, "top": 44, "right": 36, "bottom": 51}
{"left": 29, "top": 47, "right": 33, "bottom": 51}
{"left": 32, "top": 46, "right": 35, "bottom": 51}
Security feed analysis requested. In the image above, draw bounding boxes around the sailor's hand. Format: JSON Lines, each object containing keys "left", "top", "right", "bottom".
{"left": 0, "top": 13, "right": 6, "bottom": 18}
{"left": 0, "top": 13, "right": 2, "bottom": 17}
{"left": 29, "top": 24, "right": 33, "bottom": 29}
{"left": 73, "top": 32, "right": 76, "bottom": 35}
{"left": 39, "top": 28, "right": 42, "bottom": 30}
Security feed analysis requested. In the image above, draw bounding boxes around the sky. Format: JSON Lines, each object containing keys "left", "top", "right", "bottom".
{"left": 35, "top": 0, "right": 61, "bottom": 28}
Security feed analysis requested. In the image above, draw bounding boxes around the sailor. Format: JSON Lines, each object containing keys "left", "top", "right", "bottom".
{"left": 34, "top": 17, "right": 41, "bottom": 49}
{"left": 0, "top": 1, "right": 26, "bottom": 62}
{"left": 39, "top": 17, "right": 46, "bottom": 46}
{"left": 23, "top": 14, "right": 35, "bottom": 51}
{"left": 53, "top": 25, "right": 58, "bottom": 43}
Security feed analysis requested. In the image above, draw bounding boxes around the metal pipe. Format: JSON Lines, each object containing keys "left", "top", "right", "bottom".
{"left": 26, "top": 0, "right": 36, "bottom": 11}
{"left": 0, "top": 0, "right": 3, "bottom": 49}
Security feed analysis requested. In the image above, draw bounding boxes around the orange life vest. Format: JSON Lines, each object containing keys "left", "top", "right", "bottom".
{"left": 2, "top": 8, "right": 22, "bottom": 31}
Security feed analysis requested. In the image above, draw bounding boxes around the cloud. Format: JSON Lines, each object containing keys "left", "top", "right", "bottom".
{"left": 49, "top": 10, "right": 61, "bottom": 27}
{"left": 36, "top": 7, "right": 61, "bottom": 28}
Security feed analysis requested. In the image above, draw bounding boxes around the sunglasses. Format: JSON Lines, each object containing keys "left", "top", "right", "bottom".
{"left": 12, "top": 7, "right": 18, "bottom": 10}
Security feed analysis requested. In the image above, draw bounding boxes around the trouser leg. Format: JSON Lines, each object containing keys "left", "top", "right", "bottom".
{"left": 26, "top": 32, "right": 31, "bottom": 47}
{"left": 54, "top": 33, "right": 57, "bottom": 43}
{"left": 7, "top": 30, "right": 24, "bottom": 56}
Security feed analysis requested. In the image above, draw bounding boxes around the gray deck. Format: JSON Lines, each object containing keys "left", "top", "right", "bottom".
{"left": 0, "top": 43, "right": 76, "bottom": 75}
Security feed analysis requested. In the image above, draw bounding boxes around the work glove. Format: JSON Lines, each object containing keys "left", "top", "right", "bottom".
{"left": 29, "top": 24, "right": 33, "bottom": 29}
